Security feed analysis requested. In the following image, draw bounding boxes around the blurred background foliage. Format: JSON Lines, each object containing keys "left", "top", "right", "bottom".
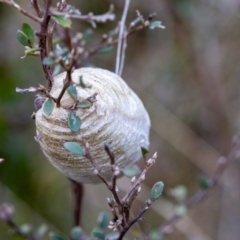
{"left": 1, "top": 0, "right": 240, "bottom": 239}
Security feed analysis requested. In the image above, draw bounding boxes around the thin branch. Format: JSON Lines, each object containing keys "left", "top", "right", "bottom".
{"left": 1, "top": 0, "right": 41, "bottom": 23}
{"left": 77, "top": 19, "right": 153, "bottom": 67}
{"left": 6, "top": 219, "right": 37, "bottom": 240}
{"left": 117, "top": 199, "right": 153, "bottom": 240}
{"left": 30, "top": 0, "right": 42, "bottom": 18}
{"left": 115, "top": 0, "right": 130, "bottom": 76}
{"left": 37, "top": 0, "right": 53, "bottom": 91}
{"left": 158, "top": 135, "right": 240, "bottom": 233}
{"left": 50, "top": 6, "right": 115, "bottom": 23}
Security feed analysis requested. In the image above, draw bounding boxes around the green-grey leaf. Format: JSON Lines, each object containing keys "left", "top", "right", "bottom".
{"left": 43, "top": 98, "right": 54, "bottom": 116}
{"left": 64, "top": 142, "right": 84, "bottom": 156}
{"left": 43, "top": 57, "right": 55, "bottom": 66}
{"left": 19, "top": 224, "right": 32, "bottom": 234}
{"left": 22, "top": 23, "right": 35, "bottom": 41}
{"left": 49, "top": 232, "right": 66, "bottom": 240}
{"left": 151, "top": 181, "right": 164, "bottom": 201}
{"left": 84, "top": 29, "right": 93, "bottom": 43}
{"left": 122, "top": 165, "right": 140, "bottom": 177}
{"left": 173, "top": 185, "right": 187, "bottom": 200}
{"left": 36, "top": 224, "right": 48, "bottom": 238}
{"left": 149, "top": 21, "right": 165, "bottom": 30}
{"left": 53, "top": 64, "right": 61, "bottom": 77}
{"left": 23, "top": 47, "right": 40, "bottom": 58}
{"left": 98, "top": 211, "right": 109, "bottom": 229}
{"left": 105, "top": 232, "right": 120, "bottom": 240}
{"left": 199, "top": 176, "right": 211, "bottom": 189}
{"left": 70, "top": 227, "right": 83, "bottom": 240}
{"left": 97, "top": 45, "right": 114, "bottom": 54}
{"left": 175, "top": 204, "right": 187, "bottom": 216}
{"left": 92, "top": 228, "right": 105, "bottom": 240}
{"left": 77, "top": 101, "right": 91, "bottom": 109}
{"left": 17, "top": 30, "right": 31, "bottom": 47}
{"left": 53, "top": 16, "right": 72, "bottom": 28}
{"left": 141, "top": 147, "right": 149, "bottom": 158}
{"left": 149, "top": 230, "right": 163, "bottom": 240}
{"left": 67, "top": 85, "right": 78, "bottom": 100}
{"left": 79, "top": 76, "right": 86, "bottom": 88}
{"left": 68, "top": 111, "right": 81, "bottom": 132}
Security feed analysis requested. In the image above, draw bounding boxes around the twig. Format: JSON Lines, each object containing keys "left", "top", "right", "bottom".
{"left": 38, "top": 0, "right": 53, "bottom": 91}
{"left": 158, "top": 134, "right": 240, "bottom": 233}
{"left": 30, "top": 0, "right": 42, "bottom": 18}
{"left": 117, "top": 199, "right": 153, "bottom": 240}
{"left": 50, "top": 5, "right": 115, "bottom": 23}
{"left": 1, "top": 0, "right": 41, "bottom": 23}
{"left": 115, "top": 0, "right": 130, "bottom": 76}
{"left": 77, "top": 19, "right": 153, "bottom": 67}
{"left": 6, "top": 219, "right": 37, "bottom": 240}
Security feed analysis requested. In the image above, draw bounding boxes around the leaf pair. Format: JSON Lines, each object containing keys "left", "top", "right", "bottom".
{"left": 17, "top": 23, "right": 34, "bottom": 47}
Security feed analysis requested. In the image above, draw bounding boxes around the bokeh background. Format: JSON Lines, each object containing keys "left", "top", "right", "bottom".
{"left": 1, "top": 0, "right": 240, "bottom": 239}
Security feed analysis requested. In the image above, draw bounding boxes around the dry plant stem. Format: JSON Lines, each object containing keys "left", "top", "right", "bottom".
{"left": 6, "top": 219, "right": 36, "bottom": 240}
{"left": 37, "top": 0, "right": 53, "bottom": 91}
{"left": 1, "top": 0, "right": 41, "bottom": 23}
{"left": 78, "top": 20, "right": 153, "bottom": 67}
{"left": 117, "top": 199, "right": 153, "bottom": 240}
{"left": 159, "top": 136, "right": 240, "bottom": 233}
{"left": 56, "top": 69, "right": 72, "bottom": 107}
{"left": 50, "top": 9, "right": 115, "bottom": 22}
{"left": 31, "top": 0, "right": 42, "bottom": 18}
{"left": 71, "top": 180, "right": 84, "bottom": 227}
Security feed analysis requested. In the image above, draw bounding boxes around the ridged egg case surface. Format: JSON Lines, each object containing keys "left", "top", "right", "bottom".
{"left": 35, "top": 68, "right": 150, "bottom": 183}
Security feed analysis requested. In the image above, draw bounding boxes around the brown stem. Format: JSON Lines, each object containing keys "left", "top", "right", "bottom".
{"left": 117, "top": 200, "right": 152, "bottom": 240}
{"left": 31, "top": 0, "right": 42, "bottom": 18}
{"left": 55, "top": 69, "right": 72, "bottom": 107}
{"left": 71, "top": 180, "right": 84, "bottom": 227}
{"left": 6, "top": 219, "right": 37, "bottom": 240}
{"left": 38, "top": 0, "right": 53, "bottom": 91}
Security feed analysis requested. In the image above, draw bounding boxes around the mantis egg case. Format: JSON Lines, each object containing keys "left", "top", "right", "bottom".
{"left": 35, "top": 68, "right": 150, "bottom": 183}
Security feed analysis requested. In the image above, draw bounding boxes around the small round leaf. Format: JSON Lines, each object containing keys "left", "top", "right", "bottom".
{"left": 175, "top": 204, "right": 187, "bottom": 216}
{"left": 122, "top": 165, "right": 140, "bottom": 177}
{"left": 64, "top": 142, "right": 84, "bottom": 156}
{"left": 22, "top": 23, "right": 34, "bottom": 41}
{"left": 43, "top": 57, "right": 55, "bottom": 66}
{"left": 49, "top": 232, "right": 66, "bottom": 240}
{"left": 67, "top": 85, "right": 78, "bottom": 100}
{"left": 68, "top": 111, "right": 81, "bottom": 132}
{"left": 199, "top": 176, "right": 211, "bottom": 189}
{"left": 97, "top": 211, "right": 109, "bottom": 229}
{"left": 53, "top": 16, "right": 72, "bottom": 28}
{"left": 77, "top": 101, "right": 91, "bottom": 109}
{"left": 43, "top": 98, "right": 54, "bottom": 116}
{"left": 36, "top": 224, "right": 48, "bottom": 238}
{"left": 92, "top": 228, "right": 105, "bottom": 240}
{"left": 17, "top": 30, "right": 31, "bottom": 47}
{"left": 97, "top": 45, "right": 114, "bottom": 54}
{"left": 151, "top": 181, "right": 164, "bottom": 201}
{"left": 70, "top": 227, "right": 83, "bottom": 240}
